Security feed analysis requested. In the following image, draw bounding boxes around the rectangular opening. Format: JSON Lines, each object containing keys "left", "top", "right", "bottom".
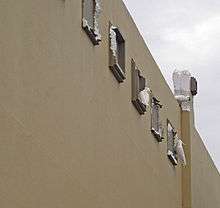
{"left": 167, "top": 120, "right": 178, "bottom": 166}
{"left": 131, "top": 59, "right": 147, "bottom": 115}
{"left": 151, "top": 97, "right": 163, "bottom": 142}
{"left": 152, "top": 105, "right": 159, "bottom": 129}
{"left": 82, "top": 0, "right": 101, "bottom": 45}
{"left": 83, "top": 0, "right": 95, "bottom": 29}
{"left": 115, "top": 30, "right": 125, "bottom": 73}
{"left": 109, "top": 24, "right": 125, "bottom": 83}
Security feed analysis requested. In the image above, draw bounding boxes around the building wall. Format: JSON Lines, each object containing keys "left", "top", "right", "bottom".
{"left": 181, "top": 100, "right": 220, "bottom": 208}
{"left": 191, "top": 129, "right": 220, "bottom": 208}
{"left": 0, "top": 0, "right": 219, "bottom": 208}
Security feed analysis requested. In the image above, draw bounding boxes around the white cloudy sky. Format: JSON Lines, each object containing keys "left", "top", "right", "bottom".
{"left": 123, "top": 0, "right": 220, "bottom": 171}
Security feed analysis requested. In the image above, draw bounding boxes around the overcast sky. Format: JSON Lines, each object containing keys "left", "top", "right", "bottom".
{"left": 123, "top": 0, "right": 220, "bottom": 171}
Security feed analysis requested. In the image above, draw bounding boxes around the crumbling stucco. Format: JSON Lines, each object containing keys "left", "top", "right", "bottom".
{"left": 82, "top": 0, "right": 101, "bottom": 43}
{"left": 94, "top": 0, "right": 101, "bottom": 41}
{"left": 138, "top": 87, "right": 151, "bottom": 106}
{"left": 82, "top": 18, "right": 92, "bottom": 31}
{"left": 175, "top": 138, "right": 186, "bottom": 166}
{"left": 110, "top": 26, "right": 118, "bottom": 62}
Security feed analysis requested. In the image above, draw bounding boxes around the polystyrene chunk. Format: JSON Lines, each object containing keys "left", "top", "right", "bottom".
{"left": 138, "top": 88, "right": 150, "bottom": 106}
{"left": 94, "top": 0, "right": 101, "bottom": 41}
{"left": 110, "top": 26, "right": 118, "bottom": 61}
{"left": 175, "top": 139, "right": 187, "bottom": 166}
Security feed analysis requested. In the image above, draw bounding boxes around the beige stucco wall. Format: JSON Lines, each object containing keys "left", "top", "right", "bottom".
{"left": 0, "top": 0, "right": 183, "bottom": 207}
{"left": 181, "top": 100, "right": 220, "bottom": 208}
{"left": 191, "top": 129, "right": 220, "bottom": 208}
{"left": 1, "top": 0, "right": 219, "bottom": 208}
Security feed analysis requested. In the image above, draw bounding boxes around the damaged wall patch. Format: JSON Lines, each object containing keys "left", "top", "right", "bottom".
{"left": 82, "top": 0, "right": 102, "bottom": 45}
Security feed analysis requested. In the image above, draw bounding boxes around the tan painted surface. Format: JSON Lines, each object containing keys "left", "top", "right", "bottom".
{"left": 0, "top": 0, "right": 219, "bottom": 208}
{"left": 181, "top": 111, "right": 192, "bottom": 208}
{"left": 181, "top": 99, "right": 220, "bottom": 208}
{"left": 191, "top": 129, "right": 220, "bottom": 208}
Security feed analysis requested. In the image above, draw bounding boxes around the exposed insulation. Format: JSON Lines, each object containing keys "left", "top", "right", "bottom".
{"left": 82, "top": 18, "right": 92, "bottom": 31}
{"left": 110, "top": 26, "right": 118, "bottom": 61}
{"left": 82, "top": 0, "right": 101, "bottom": 43}
{"left": 172, "top": 70, "right": 191, "bottom": 111}
{"left": 181, "top": 100, "right": 191, "bottom": 112}
{"left": 94, "top": 0, "right": 101, "bottom": 41}
{"left": 174, "top": 95, "right": 190, "bottom": 102}
{"left": 138, "top": 87, "right": 151, "bottom": 106}
{"left": 175, "top": 138, "right": 187, "bottom": 166}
